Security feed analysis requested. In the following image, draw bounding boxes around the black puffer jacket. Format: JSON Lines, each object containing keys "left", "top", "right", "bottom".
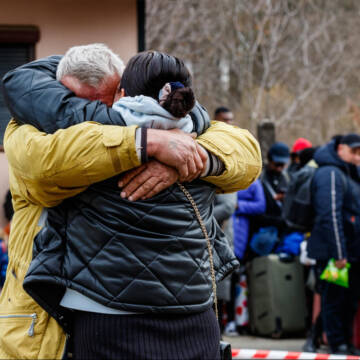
{"left": 308, "top": 141, "right": 360, "bottom": 262}
{"left": 2, "top": 57, "right": 239, "bottom": 327}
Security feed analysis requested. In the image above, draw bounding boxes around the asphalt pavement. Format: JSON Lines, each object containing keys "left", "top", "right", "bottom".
{"left": 224, "top": 334, "right": 306, "bottom": 352}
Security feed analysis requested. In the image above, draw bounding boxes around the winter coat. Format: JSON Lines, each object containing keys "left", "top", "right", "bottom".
{"left": 214, "top": 192, "right": 237, "bottom": 244}
{"left": 307, "top": 141, "right": 360, "bottom": 261}
{"left": 252, "top": 169, "right": 289, "bottom": 233}
{"left": 0, "top": 57, "right": 262, "bottom": 360}
{"left": 214, "top": 193, "right": 237, "bottom": 301}
{"left": 233, "top": 180, "right": 266, "bottom": 259}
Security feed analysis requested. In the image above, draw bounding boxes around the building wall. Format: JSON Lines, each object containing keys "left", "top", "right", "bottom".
{"left": 0, "top": 0, "right": 138, "bottom": 61}
{"left": 0, "top": 0, "right": 139, "bottom": 227}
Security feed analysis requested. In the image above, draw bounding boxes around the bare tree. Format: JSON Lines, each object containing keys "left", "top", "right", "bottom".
{"left": 146, "top": 0, "right": 360, "bottom": 144}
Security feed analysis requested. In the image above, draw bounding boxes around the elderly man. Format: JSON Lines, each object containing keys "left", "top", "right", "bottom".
{"left": 0, "top": 44, "right": 261, "bottom": 359}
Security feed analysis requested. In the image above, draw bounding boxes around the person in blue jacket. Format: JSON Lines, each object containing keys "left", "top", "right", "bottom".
{"left": 233, "top": 179, "right": 266, "bottom": 260}
{"left": 308, "top": 134, "right": 360, "bottom": 355}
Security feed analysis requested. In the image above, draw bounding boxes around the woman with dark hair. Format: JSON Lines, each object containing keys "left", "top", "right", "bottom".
{"left": 112, "top": 51, "right": 196, "bottom": 133}
{"left": 23, "top": 50, "right": 238, "bottom": 359}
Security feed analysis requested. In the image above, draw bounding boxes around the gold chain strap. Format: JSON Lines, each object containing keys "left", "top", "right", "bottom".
{"left": 177, "top": 182, "right": 219, "bottom": 321}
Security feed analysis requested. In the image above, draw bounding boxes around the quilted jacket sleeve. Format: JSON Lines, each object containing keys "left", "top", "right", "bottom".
{"left": 1, "top": 56, "right": 209, "bottom": 135}
{"left": 1, "top": 56, "right": 128, "bottom": 132}
{"left": 197, "top": 121, "right": 262, "bottom": 193}
{"left": 4, "top": 120, "right": 140, "bottom": 207}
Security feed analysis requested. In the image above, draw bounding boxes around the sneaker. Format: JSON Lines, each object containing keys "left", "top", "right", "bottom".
{"left": 224, "top": 321, "right": 238, "bottom": 336}
{"left": 302, "top": 337, "right": 317, "bottom": 353}
{"left": 332, "top": 344, "right": 350, "bottom": 355}
{"left": 347, "top": 344, "right": 360, "bottom": 356}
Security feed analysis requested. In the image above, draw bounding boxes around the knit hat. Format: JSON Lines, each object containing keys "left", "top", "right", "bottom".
{"left": 291, "top": 138, "right": 312, "bottom": 154}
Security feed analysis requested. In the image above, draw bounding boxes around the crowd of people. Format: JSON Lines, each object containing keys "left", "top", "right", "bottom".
{"left": 212, "top": 113, "right": 360, "bottom": 356}
{"left": 1, "top": 42, "right": 360, "bottom": 359}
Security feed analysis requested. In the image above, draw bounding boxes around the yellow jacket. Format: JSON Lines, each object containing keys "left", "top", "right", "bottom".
{"left": 0, "top": 119, "right": 261, "bottom": 359}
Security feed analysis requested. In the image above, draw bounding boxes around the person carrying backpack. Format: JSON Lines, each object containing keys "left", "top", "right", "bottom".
{"left": 307, "top": 134, "right": 360, "bottom": 355}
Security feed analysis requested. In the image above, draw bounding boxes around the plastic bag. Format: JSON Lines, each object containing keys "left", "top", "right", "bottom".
{"left": 320, "top": 258, "right": 351, "bottom": 288}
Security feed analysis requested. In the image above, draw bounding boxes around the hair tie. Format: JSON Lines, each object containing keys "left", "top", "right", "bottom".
{"left": 158, "top": 82, "right": 185, "bottom": 105}
{"left": 169, "top": 81, "right": 184, "bottom": 90}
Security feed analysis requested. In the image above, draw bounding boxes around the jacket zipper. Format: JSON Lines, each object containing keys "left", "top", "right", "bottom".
{"left": 0, "top": 313, "right": 37, "bottom": 336}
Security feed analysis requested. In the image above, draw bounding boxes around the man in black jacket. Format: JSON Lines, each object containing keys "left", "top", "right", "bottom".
{"left": 252, "top": 142, "right": 290, "bottom": 239}
{"left": 308, "top": 134, "right": 360, "bottom": 355}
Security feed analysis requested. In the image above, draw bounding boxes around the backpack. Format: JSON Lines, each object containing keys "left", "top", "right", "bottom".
{"left": 282, "top": 164, "right": 348, "bottom": 232}
{"left": 282, "top": 165, "right": 317, "bottom": 232}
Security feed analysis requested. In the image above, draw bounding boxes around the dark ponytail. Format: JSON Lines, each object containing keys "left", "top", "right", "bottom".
{"left": 162, "top": 87, "right": 195, "bottom": 118}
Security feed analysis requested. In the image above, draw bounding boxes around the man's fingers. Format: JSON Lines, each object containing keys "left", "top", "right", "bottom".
{"left": 120, "top": 168, "right": 152, "bottom": 198}
{"left": 196, "top": 143, "right": 208, "bottom": 163}
{"left": 193, "top": 148, "right": 205, "bottom": 174}
{"left": 186, "top": 157, "right": 197, "bottom": 180}
{"left": 118, "top": 164, "right": 146, "bottom": 188}
{"left": 127, "top": 177, "right": 160, "bottom": 201}
{"left": 141, "top": 181, "right": 170, "bottom": 200}
{"left": 178, "top": 163, "right": 189, "bottom": 182}
{"left": 190, "top": 132, "right": 197, "bottom": 139}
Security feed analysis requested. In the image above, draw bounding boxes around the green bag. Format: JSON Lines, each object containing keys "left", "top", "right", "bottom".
{"left": 320, "top": 258, "right": 351, "bottom": 288}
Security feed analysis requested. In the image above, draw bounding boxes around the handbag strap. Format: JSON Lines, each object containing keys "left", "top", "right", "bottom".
{"left": 177, "top": 182, "right": 219, "bottom": 321}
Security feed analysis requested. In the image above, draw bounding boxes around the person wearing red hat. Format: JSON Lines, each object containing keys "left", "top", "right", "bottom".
{"left": 288, "top": 138, "right": 313, "bottom": 178}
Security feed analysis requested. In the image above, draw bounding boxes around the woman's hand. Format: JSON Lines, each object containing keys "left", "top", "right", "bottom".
{"left": 118, "top": 160, "right": 179, "bottom": 201}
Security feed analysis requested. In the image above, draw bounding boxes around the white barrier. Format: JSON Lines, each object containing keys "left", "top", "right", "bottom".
{"left": 232, "top": 348, "right": 360, "bottom": 359}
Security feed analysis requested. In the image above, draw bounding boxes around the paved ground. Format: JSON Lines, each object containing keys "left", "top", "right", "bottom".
{"left": 225, "top": 335, "right": 334, "bottom": 354}
{"left": 224, "top": 334, "right": 306, "bottom": 352}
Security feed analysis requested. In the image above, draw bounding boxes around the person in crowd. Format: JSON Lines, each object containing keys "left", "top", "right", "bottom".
{"left": 252, "top": 142, "right": 290, "bottom": 238}
{"left": 307, "top": 133, "right": 360, "bottom": 355}
{"left": 213, "top": 193, "right": 237, "bottom": 334}
{"left": 0, "top": 229, "right": 8, "bottom": 290}
{"left": 213, "top": 106, "right": 239, "bottom": 335}
{"left": 0, "top": 190, "right": 12, "bottom": 292}
{"left": 298, "top": 147, "right": 318, "bottom": 170}
{"left": 221, "top": 179, "right": 266, "bottom": 335}
{"left": 0, "top": 45, "right": 262, "bottom": 359}
{"left": 214, "top": 106, "right": 234, "bottom": 124}
{"left": 287, "top": 138, "right": 313, "bottom": 178}
{"left": 233, "top": 179, "right": 266, "bottom": 261}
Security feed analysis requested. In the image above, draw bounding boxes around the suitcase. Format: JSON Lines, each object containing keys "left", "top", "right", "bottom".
{"left": 247, "top": 254, "right": 307, "bottom": 337}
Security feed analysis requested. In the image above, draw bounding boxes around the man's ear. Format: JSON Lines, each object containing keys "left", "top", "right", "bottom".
{"left": 120, "top": 88, "right": 125, "bottom": 98}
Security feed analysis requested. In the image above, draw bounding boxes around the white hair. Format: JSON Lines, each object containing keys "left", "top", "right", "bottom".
{"left": 56, "top": 43, "right": 125, "bottom": 86}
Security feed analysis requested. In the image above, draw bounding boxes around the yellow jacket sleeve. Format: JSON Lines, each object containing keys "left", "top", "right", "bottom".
{"left": 4, "top": 120, "right": 140, "bottom": 207}
{"left": 197, "top": 121, "right": 262, "bottom": 193}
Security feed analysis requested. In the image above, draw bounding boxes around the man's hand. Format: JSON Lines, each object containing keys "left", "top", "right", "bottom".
{"left": 147, "top": 128, "right": 207, "bottom": 182}
{"left": 119, "top": 160, "right": 179, "bottom": 201}
{"left": 335, "top": 259, "right": 347, "bottom": 269}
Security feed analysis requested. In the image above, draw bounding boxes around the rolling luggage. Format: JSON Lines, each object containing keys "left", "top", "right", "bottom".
{"left": 247, "top": 254, "right": 307, "bottom": 337}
